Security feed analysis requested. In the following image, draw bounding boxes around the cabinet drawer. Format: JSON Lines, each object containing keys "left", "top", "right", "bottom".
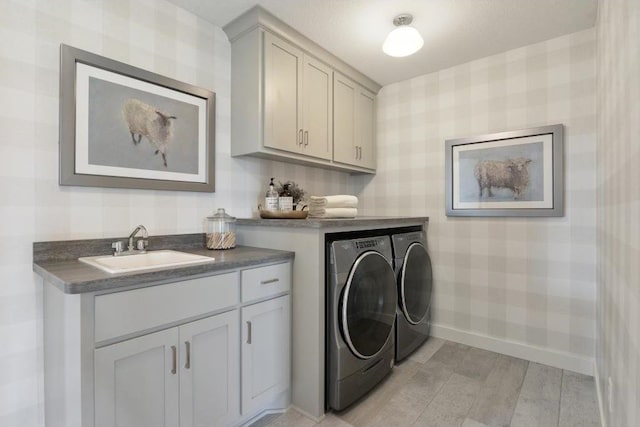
{"left": 95, "top": 272, "right": 239, "bottom": 343}
{"left": 241, "top": 263, "right": 291, "bottom": 302}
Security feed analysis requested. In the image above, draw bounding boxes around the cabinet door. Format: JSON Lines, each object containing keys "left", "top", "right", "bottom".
{"left": 302, "top": 55, "right": 333, "bottom": 160}
{"left": 241, "top": 295, "right": 291, "bottom": 416}
{"left": 95, "top": 328, "right": 179, "bottom": 427}
{"left": 356, "top": 87, "right": 376, "bottom": 169}
{"left": 332, "top": 72, "right": 357, "bottom": 165}
{"left": 263, "top": 31, "right": 303, "bottom": 154}
{"left": 179, "top": 311, "right": 240, "bottom": 427}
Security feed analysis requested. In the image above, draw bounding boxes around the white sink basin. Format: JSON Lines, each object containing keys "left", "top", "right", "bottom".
{"left": 79, "top": 250, "right": 215, "bottom": 274}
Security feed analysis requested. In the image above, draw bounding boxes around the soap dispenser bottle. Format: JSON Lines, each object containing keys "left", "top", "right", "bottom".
{"left": 264, "top": 177, "right": 279, "bottom": 211}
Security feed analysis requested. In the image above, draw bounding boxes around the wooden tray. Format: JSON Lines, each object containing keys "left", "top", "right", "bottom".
{"left": 259, "top": 209, "right": 308, "bottom": 219}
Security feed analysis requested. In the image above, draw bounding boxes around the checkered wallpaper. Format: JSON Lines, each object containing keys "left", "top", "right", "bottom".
{"left": 352, "top": 29, "right": 597, "bottom": 363}
{"left": 0, "top": 1, "right": 349, "bottom": 425}
{"left": 596, "top": 0, "right": 640, "bottom": 425}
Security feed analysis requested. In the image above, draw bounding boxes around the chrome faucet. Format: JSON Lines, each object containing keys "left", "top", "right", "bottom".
{"left": 128, "top": 224, "right": 148, "bottom": 252}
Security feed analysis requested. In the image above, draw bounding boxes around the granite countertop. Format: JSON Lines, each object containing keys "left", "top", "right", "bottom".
{"left": 236, "top": 216, "right": 428, "bottom": 228}
{"left": 33, "top": 234, "right": 294, "bottom": 294}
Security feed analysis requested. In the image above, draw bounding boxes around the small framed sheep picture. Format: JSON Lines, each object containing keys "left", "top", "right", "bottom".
{"left": 445, "top": 124, "right": 564, "bottom": 217}
{"left": 59, "top": 44, "right": 215, "bottom": 192}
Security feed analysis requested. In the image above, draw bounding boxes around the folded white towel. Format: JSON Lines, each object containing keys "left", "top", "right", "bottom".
{"left": 309, "top": 195, "right": 358, "bottom": 208}
{"left": 308, "top": 207, "right": 358, "bottom": 218}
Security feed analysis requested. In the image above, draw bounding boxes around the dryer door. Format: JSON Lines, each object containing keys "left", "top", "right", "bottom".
{"left": 341, "top": 251, "right": 397, "bottom": 359}
{"left": 399, "top": 242, "right": 433, "bottom": 325}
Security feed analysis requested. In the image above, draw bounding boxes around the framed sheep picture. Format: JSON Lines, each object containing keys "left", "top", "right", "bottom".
{"left": 445, "top": 124, "right": 563, "bottom": 217}
{"left": 59, "top": 44, "right": 215, "bottom": 192}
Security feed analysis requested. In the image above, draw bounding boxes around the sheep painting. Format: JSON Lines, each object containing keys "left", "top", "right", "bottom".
{"left": 474, "top": 158, "right": 532, "bottom": 199}
{"left": 122, "top": 99, "right": 176, "bottom": 167}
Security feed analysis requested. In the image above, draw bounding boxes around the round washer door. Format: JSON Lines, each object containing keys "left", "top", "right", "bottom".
{"left": 341, "top": 251, "right": 397, "bottom": 359}
{"left": 399, "top": 242, "right": 433, "bottom": 325}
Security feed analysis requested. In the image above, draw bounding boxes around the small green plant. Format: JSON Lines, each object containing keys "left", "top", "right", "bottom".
{"left": 276, "top": 180, "right": 306, "bottom": 205}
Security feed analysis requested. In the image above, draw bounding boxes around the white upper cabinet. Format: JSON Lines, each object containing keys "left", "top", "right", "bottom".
{"left": 225, "top": 6, "right": 379, "bottom": 173}
{"left": 263, "top": 33, "right": 303, "bottom": 154}
{"left": 263, "top": 32, "right": 333, "bottom": 160}
{"left": 333, "top": 72, "right": 376, "bottom": 169}
{"left": 356, "top": 87, "right": 376, "bottom": 169}
{"left": 302, "top": 55, "right": 333, "bottom": 160}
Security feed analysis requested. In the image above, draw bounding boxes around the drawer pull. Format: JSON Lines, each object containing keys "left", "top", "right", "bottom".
{"left": 260, "top": 278, "right": 280, "bottom": 285}
{"left": 247, "top": 321, "right": 252, "bottom": 344}
{"left": 185, "top": 341, "right": 191, "bottom": 370}
{"left": 171, "top": 345, "right": 177, "bottom": 375}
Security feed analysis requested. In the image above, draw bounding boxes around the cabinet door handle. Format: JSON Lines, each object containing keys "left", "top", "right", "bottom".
{"left": 304, "top": 130, "right": 309, "bottom": 146}
{"left": 260, "top": 278, "right": 279, "bottom": 285}
{"left": 355, "top": 146, "right": 359, "bottom": 159}
{"left": 185, "top": 341, "right": 191, "bottom": 370}
{"left": 298, "top": 129, "right": 303, "bottom": 145}
{"left": 170, "top": 345, "right": 177, "bottom": 375}
{"left": 359, "top": 146, "right": 362, "bottom": 160}
{"left": 246, "top": 321, "right": 252, "bottom": 344}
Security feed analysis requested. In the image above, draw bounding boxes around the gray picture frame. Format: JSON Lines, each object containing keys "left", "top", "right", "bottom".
{"left": 445, "top": 124, "right": 564, "bottom": 217}
{"left": 59, "top": 44, "right": 215, "bottom": 192}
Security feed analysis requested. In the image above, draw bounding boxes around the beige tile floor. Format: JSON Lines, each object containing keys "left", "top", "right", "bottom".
{"left": 250, "top": 338, "right": 601, "bottom": 427}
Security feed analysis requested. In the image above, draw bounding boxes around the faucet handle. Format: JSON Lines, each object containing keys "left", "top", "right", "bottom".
{"left": 136, "top": 239, "right": 148, "bottom": 251}
{"left": 112, "top": 241, "right": 124, "bottom": 255}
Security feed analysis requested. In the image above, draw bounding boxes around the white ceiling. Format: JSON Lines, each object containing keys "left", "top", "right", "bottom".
{"left": 166, "top": 0, "right": 597, "bottom": 86}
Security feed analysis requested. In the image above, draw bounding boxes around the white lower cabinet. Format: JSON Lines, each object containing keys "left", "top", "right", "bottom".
{"left": 95, "top": 310, "right": 239, "bottom": 427}
{"left": 241, "top": 295, "right": 291, "bottom": 416}
{"left": 59, "top": 261, "right": 294, "bottom": 427}
{"left": 95, "top": 328, "right": 180, "bottom": 427}
{"left": 180, "top": 312, "right": 240, "bottom": 427}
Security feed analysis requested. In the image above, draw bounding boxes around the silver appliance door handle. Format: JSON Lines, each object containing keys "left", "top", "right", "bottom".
{"left": 246, "top": 321, "right": 252, "bottom": 344}
{"left": 185, "top": 341, "right": 191, "bottom": 370}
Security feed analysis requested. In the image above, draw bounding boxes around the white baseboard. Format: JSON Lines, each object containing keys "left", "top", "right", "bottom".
{"left": 290, "top": 405, "right": 325, "bottom": 423}
{"left": 239, "top": 408, "right": 288, "bottom": 427}
{"left": 430, "top": 323, "right": 594, "bottom": 376}
{"left": 593, "top": 360, "right": 608, "bottom": 427}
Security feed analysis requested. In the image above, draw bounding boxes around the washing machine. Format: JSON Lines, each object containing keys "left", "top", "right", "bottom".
{"left": 326, "top": 235, "right": 397, "bottom": 411}
{"left": 391, "top": 231, "right": 433, "bottom": 362}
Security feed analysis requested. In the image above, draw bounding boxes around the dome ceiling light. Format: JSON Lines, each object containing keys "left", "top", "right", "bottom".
{"left": 382, "top": 14, "right": 424, "bottom": 58}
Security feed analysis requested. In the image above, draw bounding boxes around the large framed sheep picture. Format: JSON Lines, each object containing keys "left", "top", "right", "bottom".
{"left": 59, "top": 44, "right": 215, "bottom": 192}
{"left": 445, "top": 124, "right": 564, "bottom": 217}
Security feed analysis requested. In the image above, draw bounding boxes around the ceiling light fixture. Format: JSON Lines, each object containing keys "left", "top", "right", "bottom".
{"left": 382, "top": 14, "right": 424, "bottom": 58}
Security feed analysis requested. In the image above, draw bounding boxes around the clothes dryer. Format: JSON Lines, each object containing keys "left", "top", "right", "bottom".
{"left": 326, "top": 235, "right": 396, "bottom": 411}
{"left": 391, "top": 231, "right": 433, "bottom": 362}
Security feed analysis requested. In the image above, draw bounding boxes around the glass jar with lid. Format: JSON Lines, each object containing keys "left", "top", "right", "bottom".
{"left": 206, "top": 208, "right": 237, "bottom": 249}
